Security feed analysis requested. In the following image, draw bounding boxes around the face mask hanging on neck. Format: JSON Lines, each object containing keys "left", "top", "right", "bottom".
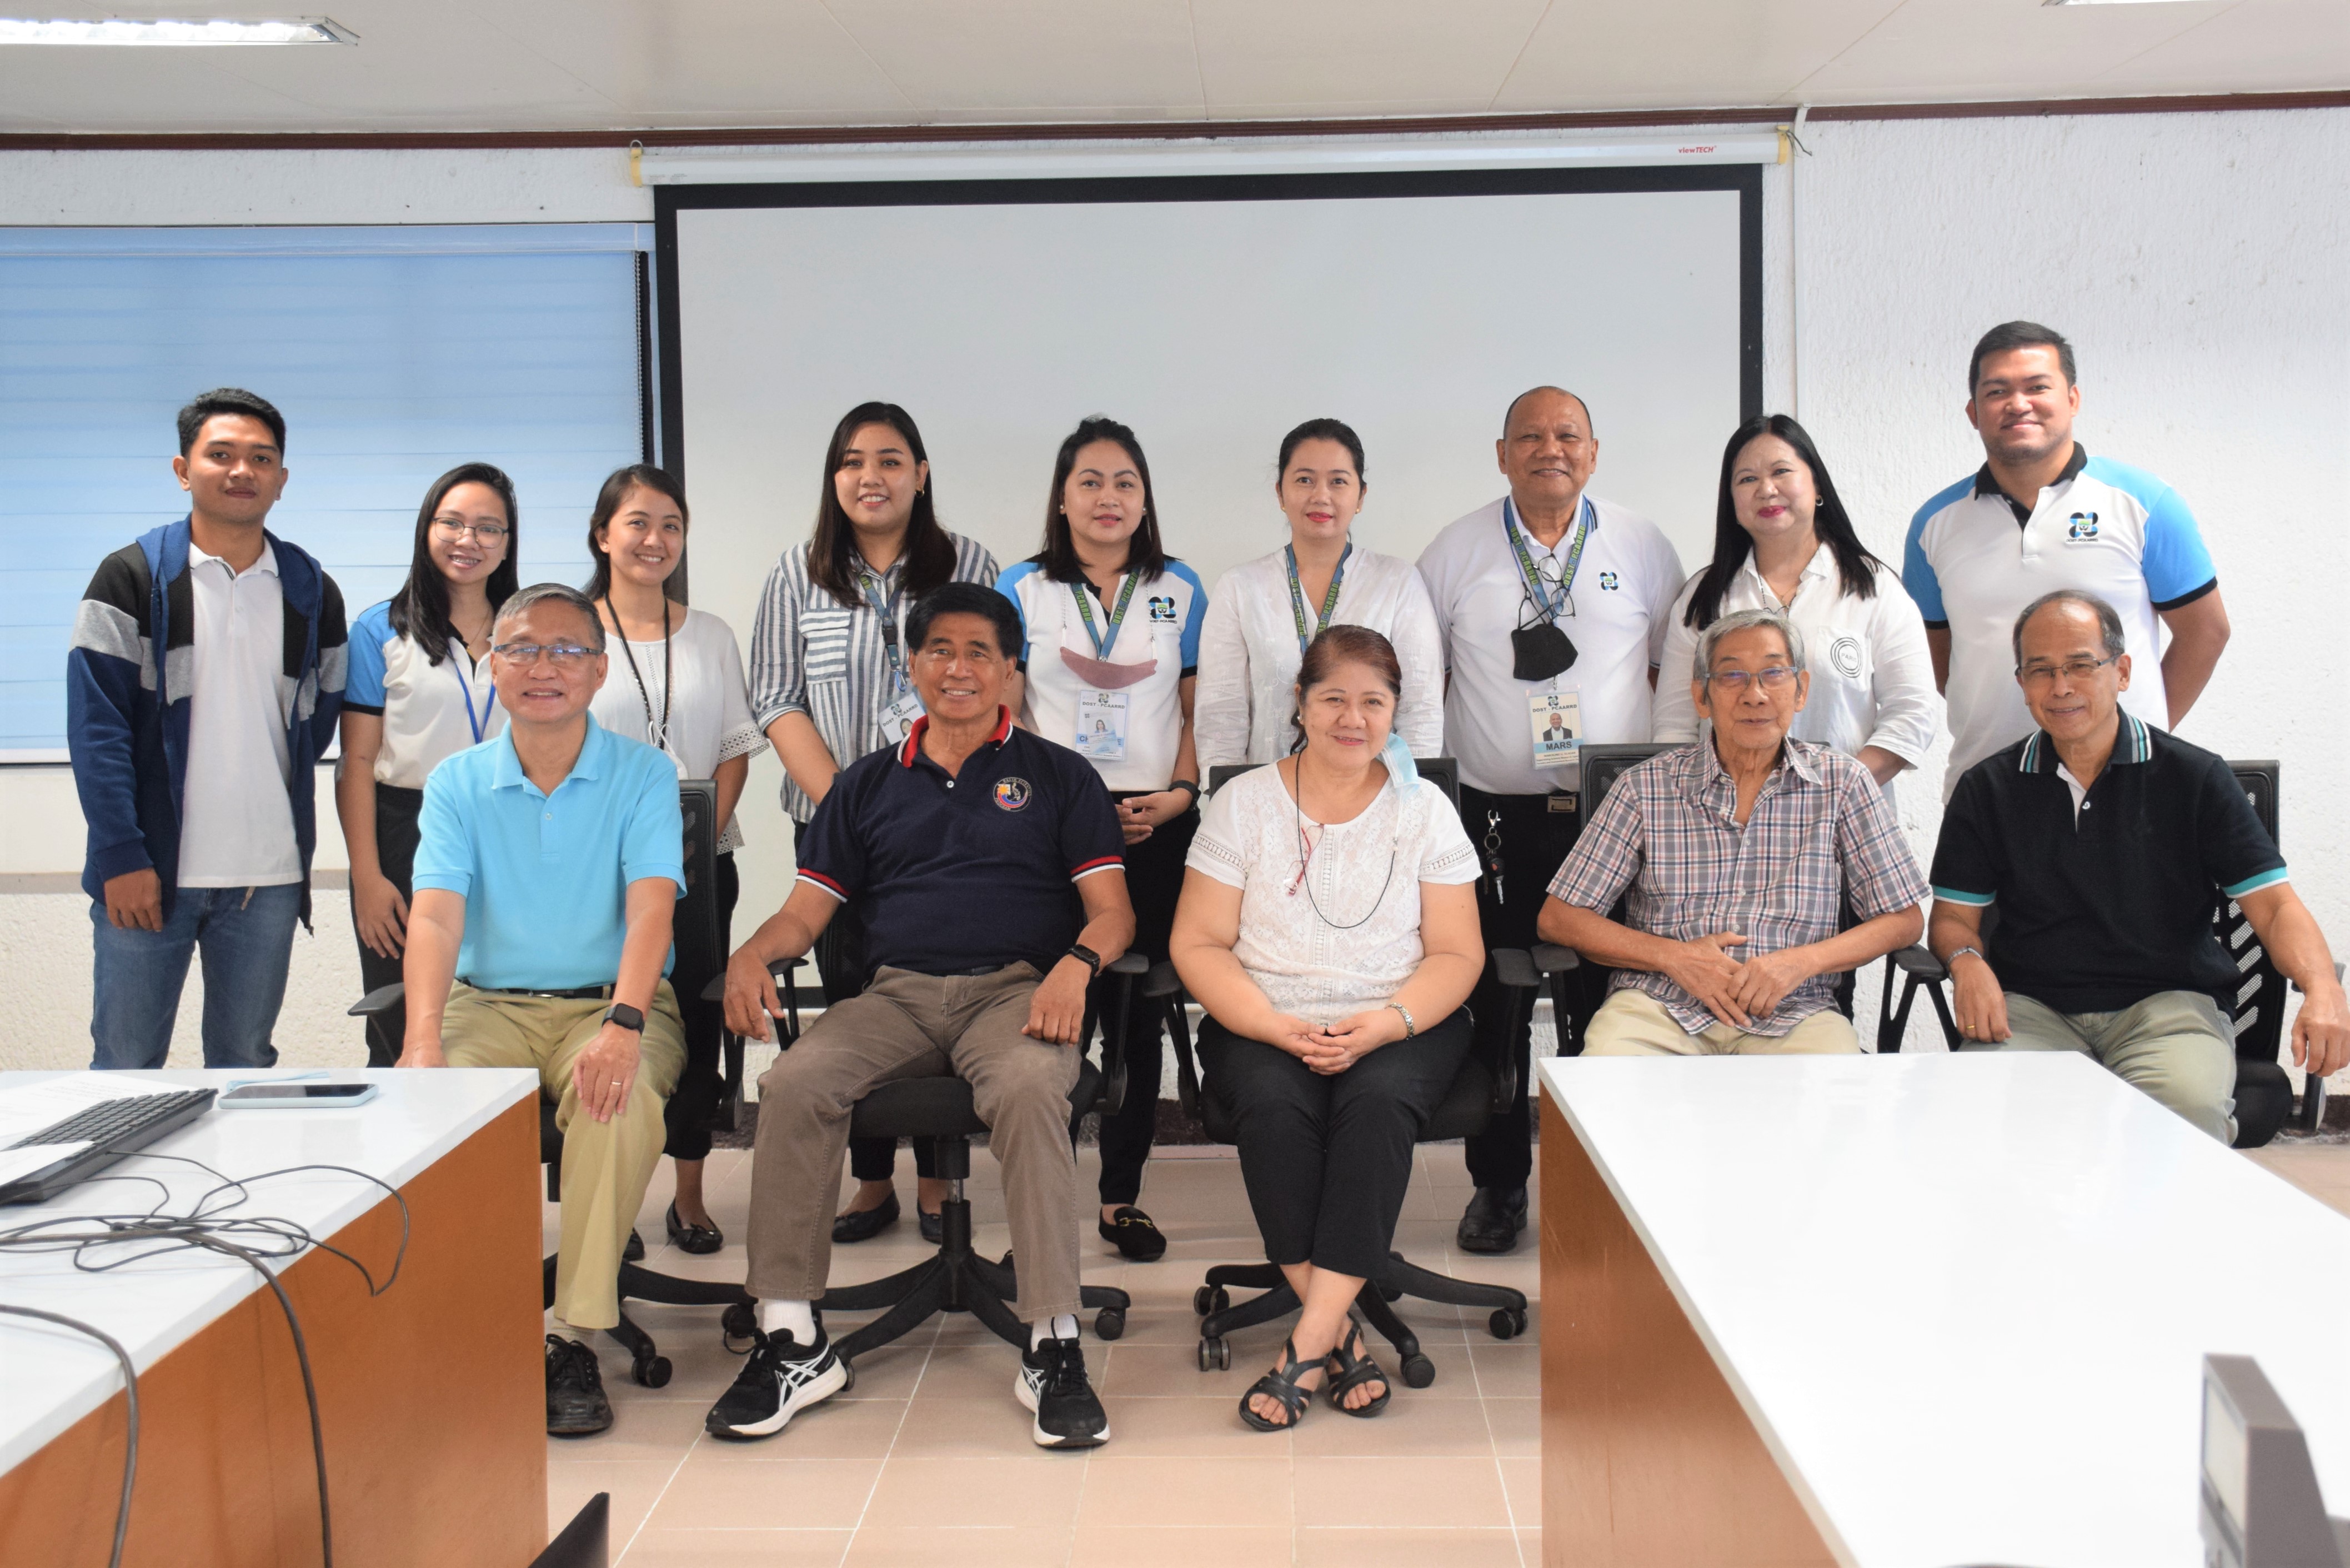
{"left": 1379, "top": 730, "right": 1419, "bottom": 789}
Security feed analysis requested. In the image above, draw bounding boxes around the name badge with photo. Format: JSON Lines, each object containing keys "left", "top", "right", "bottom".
{"left": 1529, "top": 689, "right": 1581, "bottom": 768}
{"left": 878, "top": 687, "right": 925, "bottom": 746}
{"left": 1074, "top": 687, "right": 1129, "bottom": 763}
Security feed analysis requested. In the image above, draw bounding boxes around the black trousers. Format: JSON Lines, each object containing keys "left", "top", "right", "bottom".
{"left": 663, "top": 850, "right": 738, "bottom": 1163}
{"left": 355, "top": 783, "right": 423, "bottom": 1068}
{"left": 1081, "top": 800, "right": 1196, "bottom": 1206}
{"left": 1459, "top": 785, "right": 1610, "bottom": 1192}
{"left": 1198, "top": 1009, "right": 1472, "bottom": 1279}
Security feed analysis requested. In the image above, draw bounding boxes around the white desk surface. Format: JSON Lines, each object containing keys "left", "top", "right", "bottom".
{"left": 0, "top": 1067, "right": 535, "bottom": 1476}
{"left": 1539, "top": 1051, "right": 2350, "bottom": 1568}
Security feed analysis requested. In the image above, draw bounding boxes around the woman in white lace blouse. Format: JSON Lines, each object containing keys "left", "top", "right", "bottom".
{"left": 1171, "top": 626, "right": 1484, "bottom": 1431}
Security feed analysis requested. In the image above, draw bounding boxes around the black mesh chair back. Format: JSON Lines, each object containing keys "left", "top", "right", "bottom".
{"left": 2220, "top": 762, "right": 2293, "bottom": 1144}
{"left": 1576, "top": 743, "right": 1671, "bottom": 814}
{"left": 1209, "top": 756, "right": 1459, "bottom": 806}
{"left": 673, "top": 779, "right": 724, "bottom": 1004}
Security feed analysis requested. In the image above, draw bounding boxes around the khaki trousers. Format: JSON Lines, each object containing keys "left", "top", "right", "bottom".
{"left": 745, "top": 964, "right": 1083, "bottom": 1323}
{"left": 1582, "top": 988, "right": 1862, "bottom": 1056}
{"left": 442, "top": 980, "right": 685, "bottom": 1330}
{"left": 1968, "top": 989, "right": 2237, "bottom": 1145}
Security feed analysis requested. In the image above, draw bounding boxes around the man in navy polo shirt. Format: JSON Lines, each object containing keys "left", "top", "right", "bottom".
{"left": 708, "top": 582, "right": 1134, "bottom": 1451}
{"left": 1927, "top": 590, "right": 2347, "bottom": 1142}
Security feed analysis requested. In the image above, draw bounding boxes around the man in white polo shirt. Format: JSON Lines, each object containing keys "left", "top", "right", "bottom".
{"left": 1903, "top": 321, "right": 2231, "bottom": 794}
{"left": 1416, "top": 385, "right": 1683, "bottom": 1253}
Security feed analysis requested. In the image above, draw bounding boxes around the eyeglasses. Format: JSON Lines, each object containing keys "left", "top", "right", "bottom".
{"left": 432, "top": 518, "right": 510, "bottom": 544}
{"left": 2018, "top": 655, "right": 2116, "bottom": 686}
{"left": 1704, "top": 666, "right": 1800, "bottom": 693}
{"left": 491, "top": 642, "right": 597, "bottom": 667}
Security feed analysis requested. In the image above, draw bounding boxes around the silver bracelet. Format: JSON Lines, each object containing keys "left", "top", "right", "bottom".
{"left": 1946, "top": 945, "right": 1986, "bottom": 970}
{"left": 1387, "top": 1001, "right": 1416, "bottom": 1039}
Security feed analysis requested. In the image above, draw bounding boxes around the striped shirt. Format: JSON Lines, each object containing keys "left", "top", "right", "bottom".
{"left": 1549, "top": 738, "right": 1929, "bottom": 1037}
{"left": 746, "top": 531, "right": 999, "bottom": 822}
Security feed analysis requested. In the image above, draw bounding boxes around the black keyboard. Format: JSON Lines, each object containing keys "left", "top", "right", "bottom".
{"left": 0, "top": 1087, "right": 217, "bottom": 1205}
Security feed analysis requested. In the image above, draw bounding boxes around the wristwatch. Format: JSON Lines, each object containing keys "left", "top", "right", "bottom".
{"left": 603, "top": 1003, "right": 645, "bottom": 1033}
{"left": 1065, "top": 944, "right": 1102, "bottom": 978}
{"left": 1169, "top": 778, "right": 1201, "bottom": 804}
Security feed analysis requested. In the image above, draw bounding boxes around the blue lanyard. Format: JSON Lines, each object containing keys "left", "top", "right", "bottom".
{"left": 450, "top": 647, "right": 494, "bottom": 745}
{"left": 1283, "top": 541, "right": 1352, "bottom": 655}
{"left": 857, "top": 569, "right": 910, "bottom": 693}
{"left": 1503, "top": 497, "right": 1591, "bottom": 624}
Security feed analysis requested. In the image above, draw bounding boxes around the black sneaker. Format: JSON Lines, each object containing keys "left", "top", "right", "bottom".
{"left": 1015, "top": 1336, "right": 1110, "bottom": 1449}
{"left": 545, "top": 1335, "right": 613, "bottom": 1436}
{"left": 705, "top": 1326, "right": 848, "bottom": 1441}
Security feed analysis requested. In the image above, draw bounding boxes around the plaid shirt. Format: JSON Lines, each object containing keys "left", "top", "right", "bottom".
{"left": 1547, "top": 738, "right": 1928, "bottom": 1036}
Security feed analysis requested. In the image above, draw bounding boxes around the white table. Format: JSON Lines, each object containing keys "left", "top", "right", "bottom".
{"left": 0, "top": 1066, "right": 544, "bottom": 1567}
{"left": 1537, "top": 1051, "right": 2350, "bottom": 1568}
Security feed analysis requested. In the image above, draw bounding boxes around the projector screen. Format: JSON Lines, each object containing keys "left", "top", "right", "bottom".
{"left": 658, "top": 167, "right": 1760, "bottom": 913}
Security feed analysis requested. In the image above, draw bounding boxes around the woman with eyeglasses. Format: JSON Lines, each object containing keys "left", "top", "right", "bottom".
{"left": 1653, "top": 414, "right": 1936, "bottom": 788}
{"left": 1170, "top": 625, "right": 1484, "bottom": 1431}
{"left": 747, "top": 402, "right": 1000, "bottom": 1245}
{"left": 1193, "top": 419, "right": 1444, "bottom": 770}
{"left": 996, "top": 415, "right": 1207, "bottom": 1263}
{"left": 338, "top": 463, "right": 519, "bottom": 1065}
{"left": 580, "top": 464, "right": 764, "bottom": 1254}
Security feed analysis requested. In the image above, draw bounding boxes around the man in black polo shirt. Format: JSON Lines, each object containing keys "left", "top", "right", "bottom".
{"left": 1928, "top": 590, "right": 2347, "bottom": 1141}
{"left": 705, "top": 582, "right": 1134, "bottom": 1451}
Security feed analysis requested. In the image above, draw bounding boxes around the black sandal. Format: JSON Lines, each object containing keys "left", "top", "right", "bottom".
{"left": 1323, "top": 1320, "right": 1392, "bottom": 1418}
{"left": 1238, "top": 1337, "right": 1321, "bottom": 1432}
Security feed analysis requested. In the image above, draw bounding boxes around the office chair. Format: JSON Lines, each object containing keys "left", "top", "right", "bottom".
{"left": 1878, "top": 759, "right": 2317, "bottom": 1150}
{"left": 1163, "top": 757, "right": 1531, "bottom": 1387}
{"left": 352, "top": 780, "right": 757, "bottom": 1386}
{"left": 715, "top": 953, "right": 1147, "bottom": 1366}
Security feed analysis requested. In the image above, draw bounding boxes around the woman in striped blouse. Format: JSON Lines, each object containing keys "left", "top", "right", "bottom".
{"left": 746, "top": 400, "right": 999, "bottom": 1244}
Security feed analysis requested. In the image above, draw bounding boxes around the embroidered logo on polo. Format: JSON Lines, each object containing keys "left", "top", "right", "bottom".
{"left": 993, "top": 778, "right": 1033, "bottom": 811}
{"left": 1147, "top": 595, "right": 1177, "bottom": 623}
{"left": 1597, "top": 572, "right": 1620, "bottom": 590}
{"left": 1829, "top": 634, "right": 1863, "bottom": 679}
{"left": 2066, "top": 512, "right": 2101, "bottom": 540}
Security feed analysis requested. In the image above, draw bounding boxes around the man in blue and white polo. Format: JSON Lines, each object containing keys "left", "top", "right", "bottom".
{"left": 1902, "top": 320, "right": 2232, "bottom": 794}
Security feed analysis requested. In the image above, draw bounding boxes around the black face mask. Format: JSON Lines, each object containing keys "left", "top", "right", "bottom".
{"left": 1510, "top": 622, "right": 1578, "bottom": 683}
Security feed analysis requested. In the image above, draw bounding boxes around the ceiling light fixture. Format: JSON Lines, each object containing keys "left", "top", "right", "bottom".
{"left": 0, "top": 17, "right": 355, "bottom": 45}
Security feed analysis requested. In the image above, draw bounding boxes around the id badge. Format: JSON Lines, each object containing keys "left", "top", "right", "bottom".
{"left": 1074, "top": 688, "right": 1129, "bottom": 762}
{"left": 1529, "top": 689, "right": 1581, "bottom": 768}
{"left": 878, "top": 687, "right": 925, "bottom": 746}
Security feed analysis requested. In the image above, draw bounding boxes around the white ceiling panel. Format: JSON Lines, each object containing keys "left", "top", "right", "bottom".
{"left": 1190, "top": 0, "right": 1544, "bottom": 112}
{"left": 824, "top": 0, "right": 1202, "bottom": 115}
{"left": 1494, "top": 1, "right": 1904, "bottom": 110}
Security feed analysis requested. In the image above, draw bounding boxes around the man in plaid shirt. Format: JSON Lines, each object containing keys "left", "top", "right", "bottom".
{"left": 1537, "top": 608, "right": 1929, "bottom": 1054}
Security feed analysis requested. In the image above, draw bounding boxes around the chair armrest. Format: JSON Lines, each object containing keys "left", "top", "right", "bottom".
{"left": 1141, "top": 959, "right": 1184, "bottom": 999}
{"left": 349, "top": 982, "right": 406, "bottom": 1018}
{"left": 1109, "top": 951, "right": 1148, "bottom": 976}
{"left": 705, "top": 955, "right": 807, "bottom": 1003}
{"left": 2292, "top": 961, "right": 2348, "bottom": 994}
{"left": 1530, "top": 943, "right": 1579, "bottom": 975}
{"left": 1890, "top": 945, "right": 1948, "bottom": 983}
{"left": 1491, "top": 948, "right": 1540, "bottom": 992}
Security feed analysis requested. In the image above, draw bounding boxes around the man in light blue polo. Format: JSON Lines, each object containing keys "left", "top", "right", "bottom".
{"left": 400, "top": 581, "right": 686, "bottom": 1438}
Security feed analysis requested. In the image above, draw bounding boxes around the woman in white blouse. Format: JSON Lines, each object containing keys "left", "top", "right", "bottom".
{"left": 1653, "top": 415, "right": 1936, "bottom": 786}
{"left": 338, "top": 463, "right": 517, "bottom": 1066}
{"left": 1192, "top": 419, "right": 1445, "bottom": 768}
{"left": 584, "top": 464, "right": 766, "bottom": 1254}
{"left": 1171, "top": 625, "right": 1484, "bottom": 1431}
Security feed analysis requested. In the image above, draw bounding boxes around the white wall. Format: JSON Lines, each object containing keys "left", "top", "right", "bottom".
{"left": 3, "top": 115, "right": 2342, "bottom": 1083}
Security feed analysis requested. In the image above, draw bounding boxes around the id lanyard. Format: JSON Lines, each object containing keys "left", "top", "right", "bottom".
{"left": 1503, "top": 496, "right": 1592, "bottom": 625}
{"left": 858, "top": 569, "right": 911, "bottom": 695}
{"left": 1070, "top": 569, "right": 1143, "bottom": 659}
{"left": 1283, "top": 541, "right": 1354, "bottom": 655}
{"left": 449, "top": 647, "right": 494, "bottom": 744}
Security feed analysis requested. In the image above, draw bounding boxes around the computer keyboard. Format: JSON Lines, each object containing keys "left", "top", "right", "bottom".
{"left": 0, "top": 1088, "right": 217, "bottom": 1205}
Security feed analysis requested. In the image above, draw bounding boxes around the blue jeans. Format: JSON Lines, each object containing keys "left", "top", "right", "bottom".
{"left": 89, "top": 883, "right": 302, "bottom": 1070}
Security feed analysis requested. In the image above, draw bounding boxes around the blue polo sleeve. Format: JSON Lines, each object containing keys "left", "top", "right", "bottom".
{"left": 1902, "top": 485, "right": 1964, "bottom": 628}
{"left": 344, "top": 600, "right": 392, "bottom": 714}
{"left": 2139, "top": 483, "right": 2218, "bottom": 609}
{"left": 619, "top": 749, "right": 687, "bottom": 898}
{"left": 409, "top": 757, "right": 477, "bottom": 899}
{"left": 793, "top": 765, "right": 866, "bottom": 903}
{"left": 1927, "top": 767, "right": 2000, "bottom": 908}
{"left": 1058, "top": 756, "right": 1125, "bottom": 883}
{"left": 994, "top": 562, "right": 1038, "bottom": 664}
{"left": 1169, "top": 560, "right": 1208, "bottom": 673}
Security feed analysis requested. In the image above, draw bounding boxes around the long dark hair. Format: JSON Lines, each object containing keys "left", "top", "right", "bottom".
{"left": 809, "top": 402, "right": 956, "bottom": 608}
{"left": 583, "top": 463, "right": 689, "bottom": 604}
{"left": 387, "top": 462, "right": 520, "bottom": 667}
{"left": 1683, "top": 414, "right": 1882, "bottom": 630}
{"left": 1031, "top": 415, "right": 1168, "bottom": 585}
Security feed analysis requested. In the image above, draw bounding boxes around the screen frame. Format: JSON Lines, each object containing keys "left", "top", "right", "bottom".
{"left": 650, "top": 163, "right": 1766, "bottom": 493}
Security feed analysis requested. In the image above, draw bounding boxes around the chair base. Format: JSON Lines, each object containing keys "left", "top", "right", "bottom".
{"left": 1192, "top": 1252, "right": 1527, "bottom": 1388}
{"left": 542, "top": 1254, "right": 754, "bottom": 1391}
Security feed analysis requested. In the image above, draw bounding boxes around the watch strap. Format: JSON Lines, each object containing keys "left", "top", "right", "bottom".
{"left": 1067, "top": 944, "right": 1102, "bottom": 977}
{"left": 603, "top": 1003, "right": 645, "bottom": 1033}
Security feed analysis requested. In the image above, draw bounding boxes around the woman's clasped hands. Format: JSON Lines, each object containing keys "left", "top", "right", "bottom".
{"left": 1266, "top": 1008, "right": 1405, "bottom": 1075}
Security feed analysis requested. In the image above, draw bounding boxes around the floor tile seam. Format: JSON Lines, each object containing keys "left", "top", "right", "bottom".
{"left": 611, "top": 1419, "right": 706, "bottom": 1565}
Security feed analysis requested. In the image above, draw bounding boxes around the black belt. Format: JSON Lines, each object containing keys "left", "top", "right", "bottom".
{"left": 465, "top": 982, "right": 612, "bottom": 1000}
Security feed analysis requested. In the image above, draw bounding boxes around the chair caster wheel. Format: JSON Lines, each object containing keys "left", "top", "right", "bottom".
{"left": 1199, "top": 1335, "right": 1231, "bottom": 1372}
{"left": 1400, "top": 1354, "right": 1435, "bottom": 1389}
{"left": 721, "top": 1303, "right": 757, "bottom": 1342}
{"left": 1094, "top": 1307, "right": 1126, "bottom": 1342}
{"left": 1192, "top": 1285, "right": 1229, "bottom": 1317}
{"left": 839, "top": 1360, "right": 858, "bottom": 1394}
{"left": 632, "top": 1354, "right": 672, "bottom": 1389}
{"left": 1489, "top": 1307, "right": 1528, "bottom": 1340}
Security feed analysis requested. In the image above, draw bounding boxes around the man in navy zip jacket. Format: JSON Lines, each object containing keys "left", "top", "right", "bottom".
{"left": 68, "top": 389, "right": 347, "bottom": 1069}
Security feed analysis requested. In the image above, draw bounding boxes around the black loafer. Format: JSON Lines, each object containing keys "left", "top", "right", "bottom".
{"left": 919, "top": 1206, "right": 943, "bottom": 1245}
{"left": 546, "top": 1335, "right": 613, "bottom": 1436}
{"left": 623, "top": 1228, "right": 645, "bottom": 1263}
{"left": 1098, "top": 1205, "right": 1168, "bottom": 1262}
{"left": 1455, "top": 1186, "right": 1529, "bottom": 1254}
{"left": 667, "top": 1201, "right": 724, "bottom": 1255}
{"left": 831, "top": 1190, "right": 900, "bottom": 1244}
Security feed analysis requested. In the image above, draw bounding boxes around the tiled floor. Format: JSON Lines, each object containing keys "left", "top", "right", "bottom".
{"left": 544, "top": 1141, "right": 1543, "bottom": 1566}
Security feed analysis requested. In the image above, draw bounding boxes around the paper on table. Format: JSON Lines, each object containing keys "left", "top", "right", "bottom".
{"left": 0, "top": 1074, "right": 181, "bottom": 1147}
{"left": 0, "top": 1142, "right": 93, "bottom": 1186}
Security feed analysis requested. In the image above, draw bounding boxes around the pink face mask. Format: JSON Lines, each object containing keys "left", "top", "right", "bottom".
{"left": 1059, "top": 647, "right": 1156, "bottom": 690}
